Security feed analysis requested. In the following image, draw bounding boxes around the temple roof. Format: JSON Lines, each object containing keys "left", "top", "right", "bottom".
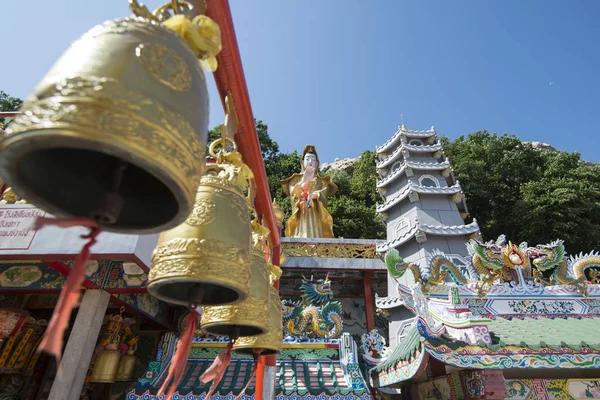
{"left": 369, "top": 316, "right": 600, "bottom": 388}
{"left": 376, "top": 219, "right": 479, "bottom": 252}
{"left": 376, "top": 127, "right": 436, "bottom": 154}
{"left": 377, "top": 159, "right": 451, "bottom": 188}
{"left": 376, "top": 142, "right": 443, "bottom": 169}
{"left": 376, "top": 181, "right": 463, "bottom": 213}
{"left": 130, "top": 359, "right": 371, "bottom": 399}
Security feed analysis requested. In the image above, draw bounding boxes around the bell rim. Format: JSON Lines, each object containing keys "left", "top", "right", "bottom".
{"left": 147, "top": 277, "right": 250, "bottom": 307}
{"left": 200, "top": 323, "right": 269, "bottom": 338}
{"left": 0, "top": 129, "right": 198, "bottom": 234}
{"left": 232, "top": 343, "right": 282, "bottom": 356}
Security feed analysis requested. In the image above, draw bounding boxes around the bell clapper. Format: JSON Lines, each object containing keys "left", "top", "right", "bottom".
{"left": 229, "top": 326, "right": 241, "bottom": 344}
{"left": 90, "top": 160, "right": 128, "bottom": 225}
{"left": 187, "top": 284, "right": 205, "bottom": 307}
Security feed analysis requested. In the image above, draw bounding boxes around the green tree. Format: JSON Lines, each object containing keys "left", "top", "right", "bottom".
{"left": 326, "top": 150, "right": 385, "bottom": 239}
{"left": 442, "top": 131, "right": 600, "bottom": 253}
{"left": 0, "top": 91, "right": 23, "bottom": 129}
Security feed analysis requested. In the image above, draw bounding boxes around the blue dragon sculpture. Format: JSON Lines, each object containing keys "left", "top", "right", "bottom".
{"left": 281, "top": 275, "right": 343, "bottom": 339}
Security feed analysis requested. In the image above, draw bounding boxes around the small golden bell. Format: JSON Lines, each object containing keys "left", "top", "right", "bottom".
{"left": 233, "top": 285, "right": 283, "bottom": 356}
{"left": 89, "top": 344, "right": 121, "bottom": 383}
{"left": 201, "top": 220, "right": 271, "bottom": 337}
{"left": 148, "top": 138, "right": 253, "bottom": 306}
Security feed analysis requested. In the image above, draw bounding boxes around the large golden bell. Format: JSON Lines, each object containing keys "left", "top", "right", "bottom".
{"left": 233, "top": 285, "right": 283, "bottom": 356}
{"left": 89, "top": 346, "right": 121, "bottom": 383}
{"left": 0, "top": 17, "right": 209, "bottom": 233}
{"left": 201, "top": 221, "right": 271, "bottom": 337}
{"left": 148, "top": 140, "right": 253, "bottom": 306}
{"left": 115, "top": 351, "right": 137, "bottom": 382}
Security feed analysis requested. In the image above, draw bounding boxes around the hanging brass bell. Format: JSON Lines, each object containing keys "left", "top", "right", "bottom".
{"left": 148, "top": 138, "right": 253, "bottom": 306}
{"left": 90, "top": 344, "right": 121, "bottom": 383}
{"left": 0, "top": 17, "right": 209, "bottom": 233}
{"left": 201, "top": 220, "right": 271, "bottom": 337}
{"left": 115, "top": 346, "right": 137, "bottom": 382}
{"left": 233, "top": 285, "right": 283, "bottom": 356}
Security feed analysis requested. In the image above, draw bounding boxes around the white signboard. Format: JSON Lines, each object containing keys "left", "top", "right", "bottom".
{"left": 0, "top": 208, "right": 46, "bottom": 250}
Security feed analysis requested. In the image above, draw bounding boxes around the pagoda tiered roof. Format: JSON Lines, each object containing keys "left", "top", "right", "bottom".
{"left": 376, "top": 181, "right": 463, "bottom": 213}
{"left": 376, "top": 127, "right": 436, "bottom": 154}
{"left": 376, "top": 141, "right": 443, "bottom": 169}
{"left": 376, "top": 159, "right": 451, "bottom": 188}
{"left": 375, "top": 219, "right": 479, "bottom": 252}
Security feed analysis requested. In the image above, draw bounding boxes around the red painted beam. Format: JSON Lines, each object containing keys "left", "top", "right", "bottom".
{"left": 0, "top": 112, "right": 20, "bottom": 118}
{"left": 206, "top": 0, "right": 280, "bottom": 251}
{"left": 363, "top": 271, "right": 375, "bottom": 332}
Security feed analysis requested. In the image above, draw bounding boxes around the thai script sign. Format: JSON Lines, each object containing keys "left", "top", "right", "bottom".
{"left": 0, "top": 208, "right": 46, "bottom": 250}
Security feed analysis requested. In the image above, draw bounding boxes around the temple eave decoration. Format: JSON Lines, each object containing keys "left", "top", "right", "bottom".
{"left": 375, "top": 220, "right": 480, "bottom": 252}
{"left": 376, "top": 126, "right": 437, "bottom": 154}
{"left": 376, "top": 181, "right": 464, "bottom": 213}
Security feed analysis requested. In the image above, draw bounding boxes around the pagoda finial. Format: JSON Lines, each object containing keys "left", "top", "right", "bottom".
{"left": 400, "top": 114, "right": 407, "bottom": 131}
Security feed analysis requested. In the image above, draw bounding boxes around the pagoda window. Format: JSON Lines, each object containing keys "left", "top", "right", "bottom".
{"left": 391, "top": 161, "right": 403, "bottom": 173}
{"left": 394, "top": 217, "right": 410, "bottom": 237}
{"left": 409, "top": 139, "right": 423, "bottom": 146}
{"left": 419, "top": 175, "right": 439, "bottom": 188}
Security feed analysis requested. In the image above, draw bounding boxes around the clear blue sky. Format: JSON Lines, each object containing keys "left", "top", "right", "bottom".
{"left": 2, "top": 1, "right": 599, "bottom": 162}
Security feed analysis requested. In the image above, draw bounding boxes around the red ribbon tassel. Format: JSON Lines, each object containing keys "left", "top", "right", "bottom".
{"left": 200, "top": 341, "right": 233, "bottom": 398}
{"left": 35, "top": 217, "right": 100, "bottom": 365}
{"left": 234, "top": 349, "right": 262, "bottom": 400}
{"left": 158, "top": 310, "right": 199, "bottom": 400}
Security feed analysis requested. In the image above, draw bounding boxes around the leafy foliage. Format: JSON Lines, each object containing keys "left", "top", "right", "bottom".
{"left": 0, "top": 91, "right": 23, "bottom": 129}
{"left": 442, "top": 131, "right": 600, "bottom": 253}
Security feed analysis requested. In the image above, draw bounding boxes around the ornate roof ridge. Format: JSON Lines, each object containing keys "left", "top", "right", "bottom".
{"left": 376, "top": 217, "right": 479, "bottom": 252}
{"left": 376, "top": 127, "right": 436, "bottom": 154}
{"left": 376, "top": 141, "right": 443, "bottom": 169}
{"left": 405, "top": 159, "right": 451, "bottom": 170}
{"left": 375, "top": 295, "right": 405, "bottom": 309}
{"left": 376, "top": 159, "right": 451, "bottom": 188}
{"left": 376, "top": 181, "right": 462, "bottom": 213}
{"left": 376, "top": 163, "right": 407, "bottom": 188}
{"left": 420, "top": 219, "right": 479, "bottom": 235}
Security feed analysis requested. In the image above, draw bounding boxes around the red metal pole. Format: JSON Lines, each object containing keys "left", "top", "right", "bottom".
{"left": 206, "top": 0, "right": 280, "bottom": 250}
{"left": 364, "top": 271, "right": 375, "bottom": 332}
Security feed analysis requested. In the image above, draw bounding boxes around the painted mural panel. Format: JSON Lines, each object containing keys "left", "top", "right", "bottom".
{"left": 505, "top": 379, "right": 600, "bottom": 399}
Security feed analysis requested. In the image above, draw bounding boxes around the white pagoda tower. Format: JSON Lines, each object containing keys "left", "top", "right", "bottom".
{"left": 374, "top": 124, "right": 480, "bottom": 347}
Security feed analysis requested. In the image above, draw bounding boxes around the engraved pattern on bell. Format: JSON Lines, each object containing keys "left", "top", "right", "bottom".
{"left": 136, "top": 43, "right": 193, "bottom": 92}
{"left": 233, "top": 286, "right": 283, "bottom": 355}
{"left": 200, "top": 251, "right": 270, "bottom": 337}
{"left": 0, "top": 17, "right": 210, "bottom": 234}
{"left": 185, "top": 198, "right": 217, "bottom": 226}
{"left": 148, "top": 175, "right": 252, "bottom": 306}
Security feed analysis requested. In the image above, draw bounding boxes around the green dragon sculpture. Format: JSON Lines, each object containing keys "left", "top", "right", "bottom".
{"left": 384, "top": 248, "right": 469, "bottom": 293}
{"left": 281, "top": 275, "right": 343, "bottom": 340}
{"left": 384, "top": 234, "right": 600, "bottom": 297}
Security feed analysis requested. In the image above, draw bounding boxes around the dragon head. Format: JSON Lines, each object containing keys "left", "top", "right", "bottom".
{"left": 526, "top": 240, "right": 564, "bottom": 270}
{"left": 467, "top": 238, "right": 505, "bottom": 269}
{"left": 384, "top": 248, "right": 408, "bottom": 279}
{"left": 300, "top": 275, "right": 333, "bottom": 305}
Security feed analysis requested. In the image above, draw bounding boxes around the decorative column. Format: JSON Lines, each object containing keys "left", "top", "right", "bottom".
{"left": 363, "top": 271, "right": 375, "bottom": 332}
{"left": 48, "top": 289, "right": 111, "bottom": 400}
